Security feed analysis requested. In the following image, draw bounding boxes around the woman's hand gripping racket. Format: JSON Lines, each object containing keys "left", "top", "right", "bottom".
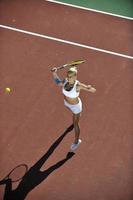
{"left": 51, "top": 59, "right": 86, "bottom": 72}
{"left": 0, "top": 164, "right": 28, "bottom": 184}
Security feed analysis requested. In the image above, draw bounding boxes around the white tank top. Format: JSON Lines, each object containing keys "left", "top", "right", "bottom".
{"left": 62, "top": 80, "right": 80, "bottom": 98}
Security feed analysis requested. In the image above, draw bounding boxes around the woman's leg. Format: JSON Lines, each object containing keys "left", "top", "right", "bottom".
{"left": 73, "top": 113, "right": 81, "bottom": 144}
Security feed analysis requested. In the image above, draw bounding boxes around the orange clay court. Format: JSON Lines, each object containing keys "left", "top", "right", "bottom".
{"left": 0, "top": 0, "right": 133, "bottom": 200}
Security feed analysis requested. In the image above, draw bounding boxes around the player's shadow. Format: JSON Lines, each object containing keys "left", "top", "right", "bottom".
{"left": 0, "top": 124, "right": 75, "bottom": 200}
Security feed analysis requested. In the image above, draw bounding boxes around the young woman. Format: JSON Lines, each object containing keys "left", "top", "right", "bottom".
{"left": 51, "top": 66, "right": 96, "bottom": 151}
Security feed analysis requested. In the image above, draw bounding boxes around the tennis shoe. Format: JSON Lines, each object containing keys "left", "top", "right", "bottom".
{"left": 70, "top": 139, "right": 82, "bottom": 151}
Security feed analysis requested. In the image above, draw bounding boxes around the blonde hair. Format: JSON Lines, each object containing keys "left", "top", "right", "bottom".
{"left": 67, "top": 67, "right": 77, "bottom": 77}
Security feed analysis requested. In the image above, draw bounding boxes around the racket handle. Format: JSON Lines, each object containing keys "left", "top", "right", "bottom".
{"left": 51, "top": 65, "right": 66, "bottom": 72}
{"left": 51, "top": 68, "right": 56, "bottom": 72}
{"left": 57, "top": 64, "right": 68, "bottom": 70}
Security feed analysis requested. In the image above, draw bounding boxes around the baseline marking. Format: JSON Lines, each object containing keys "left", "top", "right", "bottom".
{"left": 46, "top": 0, "right": 133, "bottom": 21}
{"left": 0, "top": 25, "right": 133, "bottom": 60}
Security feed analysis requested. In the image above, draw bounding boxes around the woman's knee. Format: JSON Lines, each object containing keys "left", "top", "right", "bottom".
{"left": 73, "top": 113, "right": 80, "bottom": 124}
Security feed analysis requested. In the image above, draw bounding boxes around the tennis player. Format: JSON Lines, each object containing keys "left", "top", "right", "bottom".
{"left": 52, "top": 66, "right": 96, "bottom": 151}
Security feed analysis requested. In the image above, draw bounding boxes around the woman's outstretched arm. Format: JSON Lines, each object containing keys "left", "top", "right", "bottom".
{"left": 78, "top": 82, "right": 96, "bottom": 93}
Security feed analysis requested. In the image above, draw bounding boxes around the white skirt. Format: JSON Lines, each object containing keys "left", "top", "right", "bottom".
{"left": 64, "top": 98, "right": 82, "bottom": 114}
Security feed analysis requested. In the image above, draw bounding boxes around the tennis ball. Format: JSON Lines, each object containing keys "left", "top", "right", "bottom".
{"left": 5, "top": 87, "right": 11, "bottom": 93}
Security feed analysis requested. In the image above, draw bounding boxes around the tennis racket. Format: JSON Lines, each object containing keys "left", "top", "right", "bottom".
{"left": 0, "top": 164, "right": 28, "bottom": 183}
{"left": 51, "top": 59, "right": 86, "bottom": 72}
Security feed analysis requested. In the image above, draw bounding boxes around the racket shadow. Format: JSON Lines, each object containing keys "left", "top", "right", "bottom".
{"left": 1, "top": 124, "right": 75, "bottom": 200}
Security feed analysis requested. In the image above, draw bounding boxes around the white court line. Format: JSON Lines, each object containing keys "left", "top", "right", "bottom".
{"left": 46, "top": 0, "right": 133, "bottom": 21}
{"left": 0, "top": 25, "right": 133, "bottom": 60}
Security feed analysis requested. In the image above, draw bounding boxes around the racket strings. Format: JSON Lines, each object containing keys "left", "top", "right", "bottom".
{"left": 6, "top": 165, "right": 28, "bottom": 182}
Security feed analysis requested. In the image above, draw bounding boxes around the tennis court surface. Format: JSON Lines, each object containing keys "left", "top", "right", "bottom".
{"left": 0, "top": 1, "right": 133, "bottom": 199}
